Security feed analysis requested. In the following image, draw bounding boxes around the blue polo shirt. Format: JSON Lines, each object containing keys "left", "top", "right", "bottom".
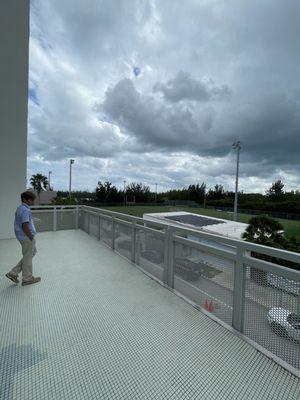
{"left": 14, "top": 203, "right": 36, "bottom": 241}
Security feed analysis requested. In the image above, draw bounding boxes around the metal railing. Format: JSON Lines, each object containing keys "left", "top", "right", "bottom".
{"left": 31, "top": 205, "right": 79, "bottom": 232}
{"left": 31, "top": 205, "right": 300, "bottom": 376}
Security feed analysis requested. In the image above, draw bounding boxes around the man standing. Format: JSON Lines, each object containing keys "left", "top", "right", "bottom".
{"left": 6, "top": 191, "right": 41, "bottom": 286}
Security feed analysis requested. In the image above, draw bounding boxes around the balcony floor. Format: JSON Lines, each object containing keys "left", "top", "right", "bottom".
{"left": 0, "top": 230, "right": 299, "bottom": 400}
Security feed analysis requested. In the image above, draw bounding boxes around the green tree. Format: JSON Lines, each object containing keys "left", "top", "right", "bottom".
{"left": 242, "top": 215, "right": 284, "bottom": 247}
{"left": 30, "top": 173, "right": 48, "bottom": 201}
{"left": 266, "top": 180, "right": 285, "bottom": 200}
{"left": 187, "top": 183, "right": 206, "bottom": 203}
{"left": 207, "top": 184, "right": 225, "bottom": 200}
{"left": 96, "top": 181, "right": 121, "bottom": 203}
{"left": 126, "top": 183, "right": 151, "bottom": 203}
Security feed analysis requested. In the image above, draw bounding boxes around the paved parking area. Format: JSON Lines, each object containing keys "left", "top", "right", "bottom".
{"left": 0, "top": 230, "right": 299, "bottom": 399}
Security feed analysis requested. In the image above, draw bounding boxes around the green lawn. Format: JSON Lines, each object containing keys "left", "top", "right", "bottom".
{"left": 98, "top": 205, "right": 300, "bottom": 239}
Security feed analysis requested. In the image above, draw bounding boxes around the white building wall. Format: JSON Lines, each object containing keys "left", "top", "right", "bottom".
{"left": 0, "top": 1, "right": 30, "bottom": 239}
{"left": 35, "top": 191, "right": 57, "bottom": 205}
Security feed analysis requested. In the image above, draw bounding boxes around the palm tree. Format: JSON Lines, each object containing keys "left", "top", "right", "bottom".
{"left": 243, "top": 215, "right": 284, "bottom": 284}
{"left": 30, "top": 173, "right": 48, "bottom": 202}
{"left": 243, "top": 215, "right": 284, "bottom": 246}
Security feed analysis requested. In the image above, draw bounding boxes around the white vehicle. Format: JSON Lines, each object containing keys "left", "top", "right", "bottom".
{"left": 267, "top": 307, "right": 300, "bottom": 342}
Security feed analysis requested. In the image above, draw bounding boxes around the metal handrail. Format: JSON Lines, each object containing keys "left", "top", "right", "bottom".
{"left": 173, "top": 235, "right": 236, "bottom": 261}
{"left": 83, "top": 205, "right": 300, "bottom": 263}
{"left": 32, "top": 204, "right": 300, "bottom": 266}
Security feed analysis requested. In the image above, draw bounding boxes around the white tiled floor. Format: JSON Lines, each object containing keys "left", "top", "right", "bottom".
{"left": 0, "top": 230, "right": 299, "bottom": 399}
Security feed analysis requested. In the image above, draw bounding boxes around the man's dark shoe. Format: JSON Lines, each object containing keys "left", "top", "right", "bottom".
{"left": 22, "top": 276, "right": 41, "bottom": 286}
{"left": 5, "top": 273, "right": 19, "bottom": 284}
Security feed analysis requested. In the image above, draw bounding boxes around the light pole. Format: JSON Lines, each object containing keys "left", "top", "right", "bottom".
{"left": 232, "top": 141, "right": 241, "bottom": 222}
{"left": 123, "top": 180, "right": 126, "bottom": 206}
{"left": 69, "top": 159, "right": 75, "bottom": 198}
{"left": 155, "top": 183, "right": 157, "bottom": 204}
{"left": 48, "top": 171, "right": 52, "bottom": 190}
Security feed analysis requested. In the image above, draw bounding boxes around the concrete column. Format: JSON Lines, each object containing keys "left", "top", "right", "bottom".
{"left": 0, "top": 0, "right": 30, "bottom": 239}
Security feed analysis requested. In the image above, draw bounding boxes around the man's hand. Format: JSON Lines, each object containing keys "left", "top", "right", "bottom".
{"left": 22, "top": 222, "right": 34, "bottom": 241}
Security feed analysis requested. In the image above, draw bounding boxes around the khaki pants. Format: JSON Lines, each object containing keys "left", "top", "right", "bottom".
{"left": 10, "top": 238, "right": 37, "bottom": 281}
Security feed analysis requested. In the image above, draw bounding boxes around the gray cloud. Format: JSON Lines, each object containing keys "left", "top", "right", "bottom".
{"left": 102, "top": 77, "right": 300, "bottom": 170}
{"left": 102, "top": 78, "right": 215, "bottom": 152}
{"left": 153, "top": 71, "right": 231, "bottom": 103}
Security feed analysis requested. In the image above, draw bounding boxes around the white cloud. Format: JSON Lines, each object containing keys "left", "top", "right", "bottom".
{"left": 27, "top": 0, "right": 300, "bottom": 193}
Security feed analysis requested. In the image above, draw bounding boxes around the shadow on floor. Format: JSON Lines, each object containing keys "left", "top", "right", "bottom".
{"left": 0, "top": 344, "right": 47, "bottom": 400}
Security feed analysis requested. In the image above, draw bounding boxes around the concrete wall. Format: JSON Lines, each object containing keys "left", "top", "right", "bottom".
{"left": 0, "top": 1, "right": 30, "bottom": 239}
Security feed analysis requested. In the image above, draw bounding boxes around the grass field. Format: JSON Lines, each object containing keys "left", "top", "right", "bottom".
{"left": 99, "top": 205, "right": 300, "bottom": 239}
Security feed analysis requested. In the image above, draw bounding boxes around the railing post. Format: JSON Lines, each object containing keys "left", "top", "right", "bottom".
{"left": 53, "top": 207, "right": 57, "bottom": 231}
{"left": 232, "top": 245, "right": 246, "bottom": 333}
{"left": 163, "top": 227, "right": 169, "bottom": 284}
{"left": 98, "top": 215, "right": 101, "bottom": 240}
{"left": 136, "top": 230, "right": 141, "bottom": 265}
{"left": 131, "top": 221, "right": 136, "bottom": 263}
{"left": 111, "top": 217, "right": 115, "bottom": 250}
{"left": 75, "top": 206, "right": 79, "bottom": 229}
{"left": 164, "top": 226, "right": 175, "bottom": 288}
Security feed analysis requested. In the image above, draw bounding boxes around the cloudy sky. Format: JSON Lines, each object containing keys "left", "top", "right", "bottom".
{"left": 28, "top": 0, "right": 300, "bottom": 193}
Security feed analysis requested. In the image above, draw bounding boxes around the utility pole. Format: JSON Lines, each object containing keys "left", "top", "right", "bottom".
{"left": 123, "top": 180, "right": 126, "bottom": 206}
{"left": 232, "top": 142, "right": 241, "bottom": 222}
{"left": 69, "top": 159, "right": 75, "bottom": 198}
{"left": 48, "top": 171, "right": 52, "bottom": 190}
{"left": 155, "top": 183, "right": 157, "bottom": 204}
